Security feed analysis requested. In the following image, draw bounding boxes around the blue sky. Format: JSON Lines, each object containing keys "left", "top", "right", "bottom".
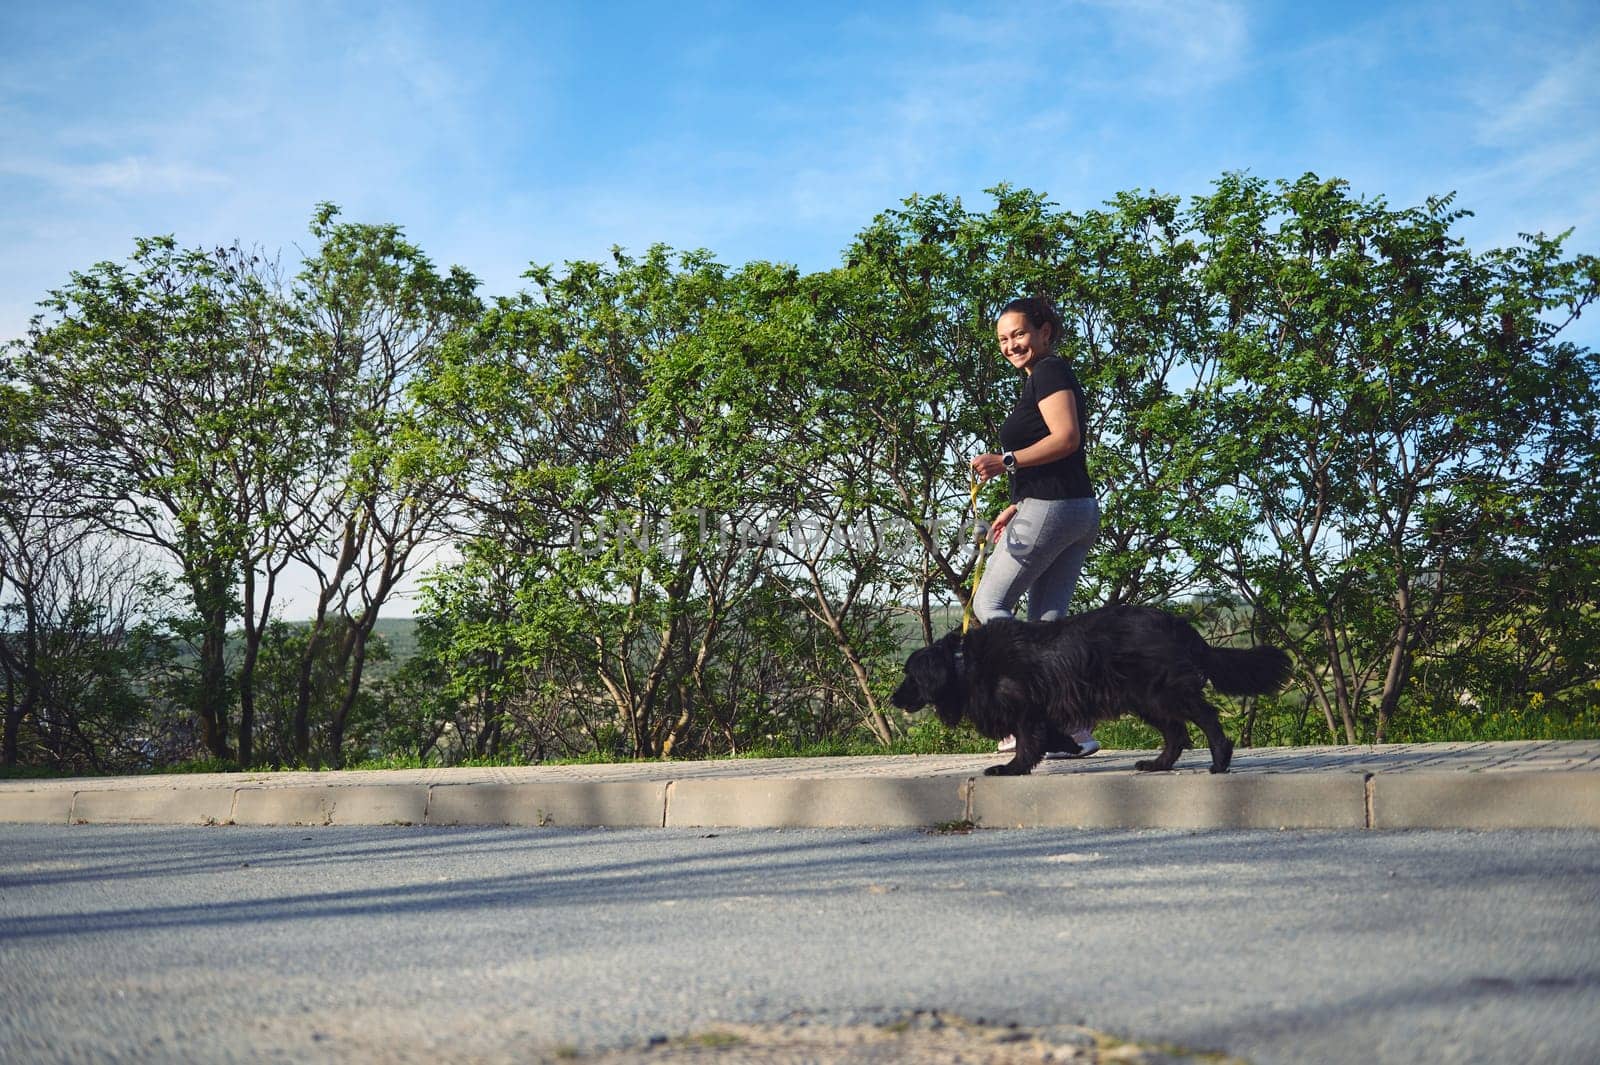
{"left": 3, "top": 0, "right": 1597, "bottom": 349}
{"left": 2, "top": 0, "right": 1595, "bottom": 617}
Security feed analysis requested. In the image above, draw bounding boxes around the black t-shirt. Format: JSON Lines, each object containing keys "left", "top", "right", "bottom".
{"left": 998, "top": 355, "right": 1093, "bottom": 502}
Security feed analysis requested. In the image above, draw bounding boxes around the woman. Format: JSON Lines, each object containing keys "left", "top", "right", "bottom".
{"left": 969, "top": 296, "right": 1101, "bottom": 758}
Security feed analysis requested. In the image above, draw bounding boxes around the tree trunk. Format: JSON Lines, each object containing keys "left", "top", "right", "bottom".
{"left": 292, "top": 613, "right": 327, "bottom": 763}
{"left": 805, "top": 574, "right": 893, "bottom": 745}
{"left": 193, "top": 562, "right": 234, "bottom": 761}
{"left": 294, "top": 524, "right": 360, "bottom": 762}
{"left": 237, "top": 642, "right": 258, "bottom": 768}
{"left": 1319, "top": 615, "right": 1359, "bottom": 743}
{"left": 327, "top": 715, "right": 346, "bottom": 769}
{"left": 237, "top": 563, "right": 284, "bottom": 769}
{"left": 327, "top": 626, "right": 373, "bottom": 770}
{"left": 197, "top": 618, "right": 232, "bottom": 761}
{"left": 0, "top": 640, "right": 33, "bottom": 766}
{"left": 1374, "top": 580, "right": 1420, "bottom": 745}
{"left": 3, "top": 691, "right": 32, "bottom": 766}
{"left": 237, "top": 572, "right": 256, "bottom": 769}
{"left": 1375, "top": 626, "right": 1411, "bottom": 746}
{"left": 920, "top": 579, "right": 934, "bottom": 646}
{"left": 592, "top": 646, "right": 637, "bottom": 759}
{"left": 662, "top": 610, "right": 723, "bottom": 758}
{"left": 1306, "top": 678, "right": 1341, "bottom": 744}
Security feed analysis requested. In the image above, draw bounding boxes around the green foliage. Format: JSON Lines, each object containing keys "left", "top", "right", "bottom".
{"left": 150, "top": 756, "right": 243, "bottom": 775}
{"left": 3, "top": 174, "right": 1596, "bottom": 774}
{"left": 11, "top": 237, "right": 296, "bottom": 759}
{"left": 1182, "top": 173, "right": 1600, "bottom": 742}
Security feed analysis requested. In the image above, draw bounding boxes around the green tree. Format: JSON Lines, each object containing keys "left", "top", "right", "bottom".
{"left": 287, "top": 205, "right": 480, "bottom": 766}
{"left": 0, "top": 378, "right": 179, "bottom": 771}
{"left": 414, "top": 246, "right": 761, "bottom": 758}
{"left": 0, "top": 381, "right": 77, "bottom": 765}
{"left": 634, "top": 260, "right": 909, "bottom": 744}
{"left": 17, "top": 239, "right": 298, "bottom": 760}
{"left": 1189, "top": 173, "right": 1600, "bottom": 742}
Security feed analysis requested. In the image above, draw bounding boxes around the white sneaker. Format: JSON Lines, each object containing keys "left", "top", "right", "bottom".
{"left": 997, "top": 735, "right": 1017, "bottom": 753}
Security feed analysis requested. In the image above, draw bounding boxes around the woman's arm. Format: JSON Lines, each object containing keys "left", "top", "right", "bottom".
{"left": 970, "top": 390, "right": 1081, "bottom": 480}
{"left": 1017, "top": 390, "right": 1080, "bottom": 466}
{"left": 988, "top": 504, "right": 1018, "bottom": 543}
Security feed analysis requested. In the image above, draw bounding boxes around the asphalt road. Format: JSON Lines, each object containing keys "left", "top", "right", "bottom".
{"left": 2, "top": 825, "right": 1597, "bottom": 1064}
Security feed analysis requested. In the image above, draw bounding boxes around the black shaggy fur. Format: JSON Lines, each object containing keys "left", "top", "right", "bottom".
{"left": 890, "top": 605, "right": 1292, "bottom": 776}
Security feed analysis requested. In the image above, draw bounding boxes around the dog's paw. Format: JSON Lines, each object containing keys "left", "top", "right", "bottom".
{"left": 1133, "top": 759, "right": 1171, "bottom": 772}
{"left": 1209, "top": 764, "right": 1230, "bottom": 774}
{"left": 984, "top": 762, "right": 1031, "bottom": 776}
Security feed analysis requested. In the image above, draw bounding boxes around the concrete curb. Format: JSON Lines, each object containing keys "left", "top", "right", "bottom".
{"left": 664, "top": 777, "right": 971, "bottom": 829}
{"left": 3, "top": 790, "right": 74, "bottom": 824}
{"left": 70, "top": 787, "right": 237, "bottom": 826}
{"left": 231, "top": 784, "right": 429, "bottom": 827}
{"left": 426, "top": 781, "right": 670, "bottom": 828}
{"left": 970, "top": 772, "right": 1371, "bottom": 830}
{"left": 4, "top": 743, "right": 1598, "bottom": 831}
{"left": 1371, "top": 770, "right": 1600, "bottom": 830}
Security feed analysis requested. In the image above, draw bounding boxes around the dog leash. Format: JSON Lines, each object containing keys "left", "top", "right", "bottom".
{"left": 960, "top": 470, "right": 991, "bottom": 635}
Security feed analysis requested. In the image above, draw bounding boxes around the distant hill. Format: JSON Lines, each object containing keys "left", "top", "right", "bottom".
{"left": 369, "top": 616, "right": 420, "bottom": 664}
{"left": 206, "top": 616, "right": 422, "bottom": 684}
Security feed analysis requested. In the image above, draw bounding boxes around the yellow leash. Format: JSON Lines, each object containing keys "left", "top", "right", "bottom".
{"left": 960, "top": 471, "right": 992, "bottom": 634}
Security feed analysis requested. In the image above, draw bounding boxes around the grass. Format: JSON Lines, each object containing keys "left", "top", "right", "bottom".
{"left": 1386, "top": 701, "right": 1600, "bottom": 743}
{"left": 0, "top": 764, "right": 62, "bottom": 781}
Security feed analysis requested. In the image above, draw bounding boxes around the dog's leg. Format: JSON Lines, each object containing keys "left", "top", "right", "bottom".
{"left": 1187, "top": 696, "right": 1235, "bottom": 774}
{"left": 1042, "top": 721, "right": 1083, "bottom": 755}
{"left": 985, "top": 720, "right": 1047, "bottom": 776}
{"left": 1134, "top": 719, "right": 1189, "bottom": 772}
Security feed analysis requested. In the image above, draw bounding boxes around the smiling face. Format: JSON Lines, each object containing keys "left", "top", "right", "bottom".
{"left": 996, "top": 309, "right": 1054, "bottom": 374}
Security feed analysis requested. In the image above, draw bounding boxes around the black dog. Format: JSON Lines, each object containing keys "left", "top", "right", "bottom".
{"left": 890, "top": 605, "right": 1292, "bottom": 776}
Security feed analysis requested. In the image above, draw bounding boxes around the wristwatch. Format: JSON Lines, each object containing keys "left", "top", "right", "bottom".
{"left": 1001, "top": 450, "right": 1017, "bottom": 473}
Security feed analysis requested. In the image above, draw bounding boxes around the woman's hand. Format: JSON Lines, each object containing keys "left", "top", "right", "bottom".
{"left": 970, "top": 452, "right": 1007, "bottom": 482}
{"left": 988, "top": 504, "right": 1018, "bottom": 544}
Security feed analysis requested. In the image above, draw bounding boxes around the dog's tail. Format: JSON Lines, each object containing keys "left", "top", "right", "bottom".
{"left": 1204, "top": 643, "right": 1293, "bottom": 696}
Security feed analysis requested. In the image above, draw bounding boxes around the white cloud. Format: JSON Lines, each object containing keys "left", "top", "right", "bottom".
{"left": 928, "top": 0, "right": 1248, "bottom": 96}
{"left": 1446, "top": 38, "right": 1600, "bottom": 249}
{"left": 1090, "top": 0, "right": 1247, "bottom": 78}
{"left": 1, "top": 155, "right": 230, "bottom": 194}
{"left": 1478, "top": 41, "right": 1599, "bottom": 144}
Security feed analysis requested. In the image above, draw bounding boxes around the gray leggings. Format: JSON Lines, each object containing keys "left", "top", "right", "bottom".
{"left": 973, "top": 496, "right": 1100, "bottom": 624}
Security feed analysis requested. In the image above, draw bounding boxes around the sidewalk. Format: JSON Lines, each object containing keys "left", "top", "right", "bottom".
{"left": 3, "top": 741, "right": 1598, "bottom": 830}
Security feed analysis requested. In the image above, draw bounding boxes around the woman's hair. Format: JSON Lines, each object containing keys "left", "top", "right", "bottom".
{"left": 997, "top": 296, "right": 1064, "bottom": 351}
